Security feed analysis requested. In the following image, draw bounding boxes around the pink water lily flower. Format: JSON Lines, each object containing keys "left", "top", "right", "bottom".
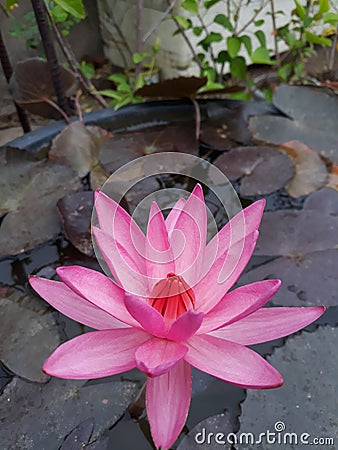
{"left": 29, "top": 184, "right": 324, "bottom": 450}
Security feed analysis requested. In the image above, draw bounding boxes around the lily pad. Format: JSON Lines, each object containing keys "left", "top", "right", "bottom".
{"left": 177, "top": 412, "right": 233, "bottom": 450}
{"left": 213, "top": 146, "right": 294, "bottom": 196}
{"left": 249, "top": 85, "right": 338, "bottom": 164}
{"left": 238, "top": 189, "right": 338, "bottom": 307}
{"left": 0, "top": 151, "right": 82, "bottom": 257}
{"left": 57, "top": 191, "right": 94, "bottom": 256}
{"left": 238, "top": 327, "right": 338, "bottom": 450}
{"left": 49, "top": 122, "right": 112, "bottom": 177}
{"left": 60, "top": 418, "right": 94, "bottom": 450}
{"left": 10, "top": 57, "right": 78, "bottom": 119}
{"left": 0, "top": 376, "right": 139, "bottom": 449}
{"left": 280, "top": 140, "right": 328, "bottom": 198}
{"left": 99, "top": 124, "right": 198, "bottom": 173}
{"left": 0, "top": 287, "right": 60, "bottom": 382}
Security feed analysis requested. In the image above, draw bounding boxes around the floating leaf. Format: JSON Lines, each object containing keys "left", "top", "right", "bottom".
{"left": 49, "top": 122, "right": 112, "bottom": 177}
{"left": 249, "top": 85, "right": 338, "bottom": 164}
{"left": 280, "top": 140, "right": 328, "bottom": 197}
{"left": 238, "top": 189, "right": 338, "bottom": 306}
{"left": 0, "top": 287, "right": 60, "bottom": 382}
{"left": 60, "top": 418, "right": 94, "bottom": 450}
{"left": 10, "top": 57, "right": 78, "bottom": 119}
{"left": 239, "top": 327, "right": 338, "bottom": 449}
{"left": 135, "top": 76, "right": 207, "bottom": 98}
{"left": 177, "top": 412, "right": 233, "bottom": 450}
{"left": 100, "top": 124, "right": 197, "bottom": 173}
{"left": 57, "top": 191, "right": 94, "bottom": 256}
{"left": 0, "top": 376, "right": 139, "bottom": 449}
{"left": 0, "top": 149, "right": 81, "bottom": 257}
{"left": 213, "top": 146, "right": 294, "bottom": 196}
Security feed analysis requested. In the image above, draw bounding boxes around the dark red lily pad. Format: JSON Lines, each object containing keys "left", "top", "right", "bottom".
{"left": 238, "top": 189, "right": 338, "bottom": 307}
{"left": 249, "top": 85, "right": 338, "bottom": 164}
{"left": 99, "top": 124, "right": 198, "bottom": 173}
{"left": 10, "top": 57, "right": 78, "bottom": 119}
{"left": 57, "top": 191, "right": 95, "bottom": 256}
{"left": 213, "top": 146, "right": 294, "bottom": 196}
{"left": 50, "top": 122, "right": 112, "bottom": 177}
{"left": 0, "top": 287, "right": 60, "bottom": 382}
{"left": 239, "top": 327, "right": 337, "bottom": 450}
{"left": 0, "top": 376, "right": 139, "bottom": 449}
{"left": 177, "top": 412, "right": 233, "bottom": 450}
{"left": 0, "top": 149, "right": 82, "bottom": 257}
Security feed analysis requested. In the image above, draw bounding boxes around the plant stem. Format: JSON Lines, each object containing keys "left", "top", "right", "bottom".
{"left": 0, "top": 28, "right": 31, "bottom": 133}
{"left": 31, "top": 0, "right": 70, "bottom": 116}
{"left": 236, "top": 0, "right": 270, "bottom": 36}
{"left": 197, "top": 12, "right": 218, "bottom": 75}
{"left": 109, "top": 9, "right": 133, "bottom": 65}
{"left": 143, "top": 0, "right": 178, "bottom": 43}
{"left": 44, "top": 3, "right": 108, "bottom": 109}
{"left": 270, "top": 0, "right": 279, "bottom": 61}
{"left": 128, "top": 382, "right": 146, "bottom": 419}
{"left": 135, "top": 0, "right": 144, "bottom": 81}
{"left": 328, "top": 26, "right": 338, "bottom": 72}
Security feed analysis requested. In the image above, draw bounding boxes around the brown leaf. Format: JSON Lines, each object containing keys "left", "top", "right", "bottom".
{"left": 135, "top": 76, "right": 207, "bottom": 98}
{"left": 280, "top": 140, "right": 328, "bottom": 198}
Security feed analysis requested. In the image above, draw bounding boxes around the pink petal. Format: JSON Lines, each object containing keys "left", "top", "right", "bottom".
{"left": 147, "top": 360, "right": 191, "bottom": 450}
{"left": 185, "top": 334, "right": 283, "bottom": 389}
{"left": 93, "top": 226, "right": 150, "bottom": 297}
{"left": 165, "top": 198, "right": 186, "bottom": 233}
{"left": 210, "top": 306, "right": 325, "bottom": 345}
{"left": 56, "top": 266, "right": 138, "bottom": 328}
{"left": 29, "top": 276, "right": 126, "bottom": 330}
{"left": 124, "top": 295, "right": 167, "bottom": 338}
{"left": 135, "top": 338, "right": 188, "bottom": 377}
{"left": 146, "top": 202, "right": 175, "bottom": 283}
{"left": 194, "top": 231, "right": 259, "bottom": 314}
{"left": 94, "top": 190, "right": 145, "bottom": 270}
{"left": 167, "top": 310, "right": 204, "bottom": 341}
{"left": 204, "top": 199, "right": 265, "bottom": 270}
{"left": 169, "top": 184, "right": 207, "bottom": 286}
{"left": 198, "top": 280, "right": 281, "bottom": 334}
{"left": 43, "top": 328, "right": 151, "bottom": 379}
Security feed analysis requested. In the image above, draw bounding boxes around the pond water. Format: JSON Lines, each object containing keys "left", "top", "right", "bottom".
{"left": 0, "top": 93, "right": 337, "bottom": 449}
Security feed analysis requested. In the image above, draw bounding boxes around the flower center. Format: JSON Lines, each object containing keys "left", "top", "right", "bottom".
{"left": 149, "top": 273, "right": 195, "bottom": 328}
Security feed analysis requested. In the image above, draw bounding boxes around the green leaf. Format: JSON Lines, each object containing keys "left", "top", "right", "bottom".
{"left": 277, "top": 63, "right": 293, "bottom": 82}
{"left": 50, "top": 5, "right": 68, "bottom": 23}
{"left": 98, "top": 89, "right": 122, "bottom": 100}
{"left": 216, "top": 50, "right": 230, "bottom": 63}
{"left": 255, "top": 30, "right": 266, "bottom": 47}
{"left": 80, "top": 61, "right": 95, "bottom": 79}
{"left": 214, "top": 14, "right": 233, "bottom": 31}
{"left": 240, "top": 35, "right": 252, "bottom": 55}
{"left": 5, "top": 0, "right": 18, "bottom": 10}
{"left": 198, "top": 32, "right": 222, "bottom": 51}
{"left": 108, "top": 73, "right": 128, "bottom": 84}
{"left": 181, "top": 0, "right": 198, "bottom": 15}
{"left": 174, "top": 15, "right": 191, "bottom": 29}
{"left": 305, "top": 31, "right": 332, "bottom": 46}
{"left": 323, "top": 12, "right": 338, "bottom": 24}
{"left": 132, "top": 52, "right": 149, "bottom": 64}
{"left": 204, "top": 0, "right": 222, "bottom": 9}
{"left": 53, "top": 0, "right": 86, "bottom": 19}
{"left": 293, "top": 0, "right": 306, "bottom": 20}
{"left": 254, "top": 19, "right": 264, "bottom": 26}
{"left": 227, "top": 36, "right": 241, "bottom": 58}
{"left": 251, "top": 47, "right": 275, "bottom": 65}
{"left": 229, "top": 56, "right": 247, "bottom": 79}
{"left": 193, "top": 26, "right": 203, "bottom": 36}
{"left": 319, "top": 0, "right": 330, "bottom": 14}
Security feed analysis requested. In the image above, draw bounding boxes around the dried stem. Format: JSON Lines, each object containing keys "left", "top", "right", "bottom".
{"left": 44, "top": 98, "right": 70, "bottom": 123}
{"left": 135, "top": 0, "right": 144, "bottom": 81}
{"left": 236, "top": 0, "right": 270, "bottom": 36}
{"left": 0, "top": 28, "right": 31, "bottom": 133}
{"left": 31, "top": 0, "right": 70, "bottom": 115}
{"left": 143, "top": 0, "right": 178, "bottom": 43}
{"left": 270, "top": 0, "right": 279, "bottom": 61}
{"left": 128, "top": 382, "right": 146, "bottom": 419}
{"left": 44, "top": 4, "right": 108, "bottom": 109}
{"left": 191, "top": 97, "right": 201, "bottom": 140}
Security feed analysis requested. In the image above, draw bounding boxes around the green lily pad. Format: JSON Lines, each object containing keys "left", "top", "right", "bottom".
{"left": 238, "top": 327, "right": 337, "bottom": 450}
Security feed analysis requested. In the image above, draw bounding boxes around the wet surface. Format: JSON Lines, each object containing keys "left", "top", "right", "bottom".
{"left": 0, "top": 95, "right": 337, "bottom": 448}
